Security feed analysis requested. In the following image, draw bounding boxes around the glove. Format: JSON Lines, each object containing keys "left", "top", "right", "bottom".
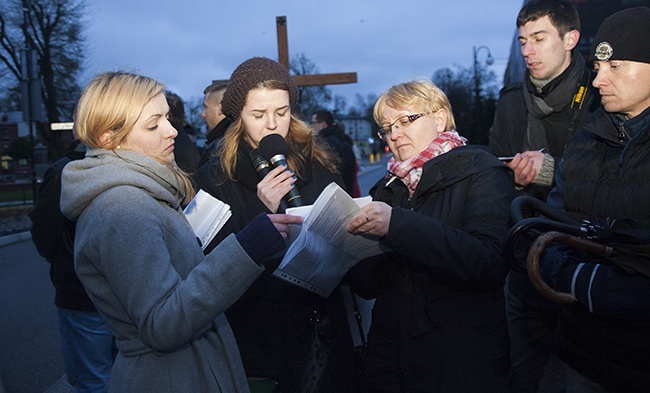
{"left": 236, "top": 213, "right": 285, "bottom": 266}
{"left": 538, "top": 244, "right": 583, "bottom": 291}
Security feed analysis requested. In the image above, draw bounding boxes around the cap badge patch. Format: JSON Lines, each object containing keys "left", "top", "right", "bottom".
{"left": 594, "top": 41, "right": 614, "bottom": 61}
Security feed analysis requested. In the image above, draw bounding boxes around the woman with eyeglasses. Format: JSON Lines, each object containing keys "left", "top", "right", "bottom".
{"left": 347, "top": 79, "right": 515, "bottom": 392}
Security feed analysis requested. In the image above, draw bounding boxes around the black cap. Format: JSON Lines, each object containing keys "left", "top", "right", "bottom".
{"left": 590, "top": 7, "right": 650, "bottom": 64}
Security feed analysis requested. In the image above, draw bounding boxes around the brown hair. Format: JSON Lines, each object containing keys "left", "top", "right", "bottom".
{"left": 218, "top": 81, "right": 337, "bottom": 182}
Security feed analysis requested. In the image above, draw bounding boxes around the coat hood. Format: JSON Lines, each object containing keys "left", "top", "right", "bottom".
{"left": 60, "top": 147, "right": 186, "bottom": 221}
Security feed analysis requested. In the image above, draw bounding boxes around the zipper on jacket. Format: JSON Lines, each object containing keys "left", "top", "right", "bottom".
{"left": 617, "top": 120, "right": 629, "bottom": 143}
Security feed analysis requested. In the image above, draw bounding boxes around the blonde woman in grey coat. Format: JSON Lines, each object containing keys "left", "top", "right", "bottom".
{"left": 60, "top": 72, "right": 301, "bottom": 393}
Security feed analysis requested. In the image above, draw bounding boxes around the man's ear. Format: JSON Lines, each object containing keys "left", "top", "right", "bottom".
{"left": 564, "top": 29, "right": 580, "bottom": 51}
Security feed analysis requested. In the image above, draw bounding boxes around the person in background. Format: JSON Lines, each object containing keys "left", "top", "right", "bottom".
{"left": 199, "top": 80, "right": 231, "bottom": 166}
{"left": 60, "top": 71, "right": 301, "bottom": 392}
{"left": 165, "top": 90, "right": 200, "bottom": 175}
{"left": 310, "top": 109, "right": 359, "bottom": 196}
{"left": 489, "top": 2, "right": 601, "bottom": 391}
{"left": 540, "top": 7, "right": 650, "bottom": 391}
{"left": 490, "top": 0, "right": 599, "bottom": 201}
{"left": 30, "top": 138, "right": 116, "bottom": 393}
{"left": 337, "top": 122, "right": 363, "bottom": 197}
{"left": 347, "top": 80, "right": 515, "bottom": 392}
{"left": 195, "top": 57, "right": 358, "bottom": 393}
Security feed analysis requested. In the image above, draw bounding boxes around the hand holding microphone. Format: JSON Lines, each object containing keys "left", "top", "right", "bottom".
{"left": 259, "top": 134, "right": 303, "bottom": 210}
{"left": 250, "top": 148, "right": 289, "bottom": 213}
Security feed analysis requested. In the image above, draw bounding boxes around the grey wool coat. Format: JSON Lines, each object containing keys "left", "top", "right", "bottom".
{"left": 61, "top": 148, "right": 262, "bottom": 393}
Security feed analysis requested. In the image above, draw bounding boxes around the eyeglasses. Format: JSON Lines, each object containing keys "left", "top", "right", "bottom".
{"left": 377, "top": 112, "right": 431, "bottom": 140}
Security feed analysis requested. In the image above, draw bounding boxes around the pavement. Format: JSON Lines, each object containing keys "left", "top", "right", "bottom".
{"left": 0, "top": 230, "right": 32, "bottom": 248}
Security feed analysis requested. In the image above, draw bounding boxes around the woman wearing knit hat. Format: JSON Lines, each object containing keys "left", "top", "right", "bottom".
{"left": 195, "top": 57, "right": 358, "bottom": 393}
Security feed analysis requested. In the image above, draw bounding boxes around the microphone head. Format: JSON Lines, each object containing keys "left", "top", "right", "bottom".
{"left": 249, "top": 148, "right": 271, "bottom": 173}
{"left": 259, "top": 133, "right": 289, "bottom": 162}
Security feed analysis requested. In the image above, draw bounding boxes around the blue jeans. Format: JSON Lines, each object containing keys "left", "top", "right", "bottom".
{"left": 57, "top": 308, "right": 116, "bottom": 393}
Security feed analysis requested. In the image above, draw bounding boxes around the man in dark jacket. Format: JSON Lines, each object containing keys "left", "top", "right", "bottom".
{"left": 489, "top": 2, "right": 601, "bottom": 391}
{"left": 29, "top": 141, "right": 116, "bottom": 392}
{"left": 540, "top": 7, "right": 650, "bottom": 391}
{"left": 490, "top": 0, "right": 600, "bottom": 201}
{"left": 199, "top": 80, "right": 231, "bottom": 167}
{"left": 165, "top": 90, "right": 200, "bottom": 175}
{"left": 310, "top": 109, "right": 358, "bottom": 196}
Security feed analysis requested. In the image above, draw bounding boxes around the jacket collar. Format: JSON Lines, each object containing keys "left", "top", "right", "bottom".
{"left": 373, "top": 146, "right": 508, "bottom": 198}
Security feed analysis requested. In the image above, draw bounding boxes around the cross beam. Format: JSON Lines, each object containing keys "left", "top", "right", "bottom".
{"left": 276, "top": 16, "right": 357, "bottom": 87}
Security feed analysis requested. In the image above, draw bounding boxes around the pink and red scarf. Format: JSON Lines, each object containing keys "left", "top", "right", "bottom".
{"left": 386, "top": 130, "right": 467, "bottom": 195}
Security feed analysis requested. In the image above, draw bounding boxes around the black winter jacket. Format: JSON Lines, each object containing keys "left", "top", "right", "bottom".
{"left": 489, "top": 60, "right": 600, "bottom": 201}
{"left": 491, "top": 57, "right": 601, "bottom": 312}
{"left": 318, "top": 125, "right": 357, "bottom": 195}
{"left": 349, "top": 146, "right": 515, "bottom": 393}
{"left": 194, "top": 141, "right": 358, "bottom": 392}
{"left": 29, "top": 143, "right": 93, "bottom": 310}
{"left": 544, "top": 106, "right": 650, "bottom": 391}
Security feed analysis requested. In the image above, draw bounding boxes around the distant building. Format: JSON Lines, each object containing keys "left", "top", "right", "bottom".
{"left": 337, "top": 115, "right": 374, "bottom": 142}
{"left": 503, "top": 0, "right": 650, "bottom": 86}
{"left": 337, "top": 115, "right": 377, "bottom": 157}
{"left": 0, "top": 111, "right": 52, "bottom": 181}
{"left": 0, "top": 112, "right": 32, "bottom": 181}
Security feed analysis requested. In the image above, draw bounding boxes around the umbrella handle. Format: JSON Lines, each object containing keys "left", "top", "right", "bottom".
{"left": 527, "top": 231, "right": 614, "bottom": 303}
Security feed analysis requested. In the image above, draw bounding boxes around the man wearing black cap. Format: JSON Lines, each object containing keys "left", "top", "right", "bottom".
{"left": 540, "top": 6, "right": 650, "bottom": 391}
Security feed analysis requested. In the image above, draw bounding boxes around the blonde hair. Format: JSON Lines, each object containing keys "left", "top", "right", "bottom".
{"left": 75, "top": 72, "right": 195, "bottom": 203}
{"left": 373, "top": 79, "right": 456, "bottom": 131}
{"left": 218, "top": 82, "right": 337, "bottom": 181}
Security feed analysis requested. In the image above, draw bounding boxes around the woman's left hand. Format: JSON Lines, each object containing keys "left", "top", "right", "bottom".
{"left": 347, "top": 201, "right": 391, "bottom": 237}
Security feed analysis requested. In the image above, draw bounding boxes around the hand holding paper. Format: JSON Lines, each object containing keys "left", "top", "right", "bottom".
{"left": 272, "top": 182, "right": 390, "bottom": 297}
{"left": 347, "top": 201, "right": 393, "bottom": 237}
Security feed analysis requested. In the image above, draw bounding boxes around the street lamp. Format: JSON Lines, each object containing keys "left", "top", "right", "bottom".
{"left": 472, "top": 45, "right": 494, "bottom": 132}
{"left": 473, "top": 45, "right": 494, "bottom": 108}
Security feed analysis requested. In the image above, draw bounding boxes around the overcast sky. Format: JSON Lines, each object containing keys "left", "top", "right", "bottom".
{"left": 82, "top": 0, "right": 524, "bottom": 107}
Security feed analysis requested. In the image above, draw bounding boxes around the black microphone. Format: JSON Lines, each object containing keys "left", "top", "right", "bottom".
{"left": 249, "top": 148, "right": 289, "bottom": 212}
{"left": 258, "top": 134, "right": 303, "bottom": 208}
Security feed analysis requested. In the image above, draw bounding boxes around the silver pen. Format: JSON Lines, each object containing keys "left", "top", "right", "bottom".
{"left": 498, "top": 148, "right": 545, "bottom": 162}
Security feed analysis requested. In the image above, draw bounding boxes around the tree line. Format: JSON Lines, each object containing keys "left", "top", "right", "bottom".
{"left": 0, "top": 0, "right": 501, "bottom": 164}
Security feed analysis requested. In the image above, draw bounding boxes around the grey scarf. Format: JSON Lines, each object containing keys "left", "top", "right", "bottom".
{"left": 522, "top": 52, "right": 586, "bottom": 151}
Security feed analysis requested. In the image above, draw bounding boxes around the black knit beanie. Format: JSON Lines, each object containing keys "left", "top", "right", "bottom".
{"left": 221, "top": 57, "right": 299, "bottom": 120}
{"left": 590, "top": 6, "right": 650, "bottom": 64}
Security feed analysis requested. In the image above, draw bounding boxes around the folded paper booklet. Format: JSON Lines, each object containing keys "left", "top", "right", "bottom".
{"left": 183, "top": 189, "right": 232, "bottom": 251}
{"left": 272, "top": 182, "right": 390, "bottom": 297}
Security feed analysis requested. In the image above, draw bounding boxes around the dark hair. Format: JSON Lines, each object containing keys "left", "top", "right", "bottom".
{"left": 313, "top": 109, "right": 334, "bottom": 127}
{"left": 203, "top": 80, "right": 229, "bottom": 95}
{"left": 517, "top": 0, "right": 580, "bottom": 37}
{"left": 165, "top": 90, "right": 185, "bottom": 130}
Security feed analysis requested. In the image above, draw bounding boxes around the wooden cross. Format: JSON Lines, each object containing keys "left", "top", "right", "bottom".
{"left": 276, "top": 16, "right": 357, "bottom": 87}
